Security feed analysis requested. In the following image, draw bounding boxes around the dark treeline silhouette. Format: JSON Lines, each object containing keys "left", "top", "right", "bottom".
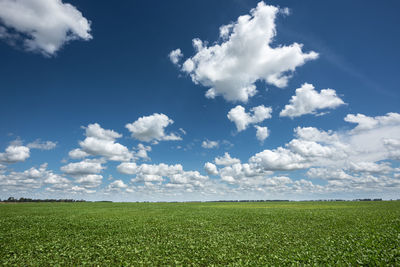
{"left": 1, "top": 197, "right": 86, "bottom": 203}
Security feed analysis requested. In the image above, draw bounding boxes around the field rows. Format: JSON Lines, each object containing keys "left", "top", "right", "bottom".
{"left": 1, "top": 201, "right": 399, "bottom": 265}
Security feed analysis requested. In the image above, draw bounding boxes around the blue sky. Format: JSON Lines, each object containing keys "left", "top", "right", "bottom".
{"left": 0, "top": 0, "right": 399, "bottom": 201}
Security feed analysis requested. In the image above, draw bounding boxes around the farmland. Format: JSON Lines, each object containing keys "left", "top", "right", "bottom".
{"left": 0, "top": 201, "right": 399, "bottom": 265}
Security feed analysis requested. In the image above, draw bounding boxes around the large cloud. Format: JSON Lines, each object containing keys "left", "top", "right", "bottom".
{"left": 344, "top": 112, "right": 400, "bottom": 133}
{"left": 69, "top": 123, "right": 133, "bottom": 162}
{"left": 171, "top": 1, "right": 318, "bottom": 102}
{"left": 227, "top": 105, "right": 272, "bottom": 132}
{"left": 117, "top": 162, "right": 209, "bottom": 191}
{"left": 215, "top": 112, "right": 400, "bottom": 190}
{"left": 204, "top": 162, "right": 218, "bottom": 175}
{"left": 0, "top": 145, "right": 30, "bottom": 164}
{"left": 61, "top": 159, "right": 105, "bottom": 176}
{"left": 0, "top": 0, "right": 92, "bottom": 56}
{"left": 61, "top": 159, "right": 104, "bottom": 189}
{"left": 280, "top": 83, "right": 345, "bottom": 118}
{"left": 214, "top": 152, "right": 241, "bottom": 166}
{"left": 125, "top": 113, "right": 182, "bottom": 143}
{"left": 0, "top": 163, "right": 72, "bottom": 192}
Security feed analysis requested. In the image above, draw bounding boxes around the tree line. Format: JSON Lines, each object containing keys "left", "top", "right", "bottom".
{"left": 1, "top": 197, "right": 86, "bottom": 202}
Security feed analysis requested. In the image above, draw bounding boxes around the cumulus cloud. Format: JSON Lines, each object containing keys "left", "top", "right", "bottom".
{"left": 202, "top": 139, "right": 219, "bottom": 149}
{"left": 250, "top": 147, "right": 308, "bottom": 171}
{"left": 344, "top": 113, "right": 400, "bottom": 163}
{"left": 68, "top": 148, "right": 89, "bottom": 159}
{"left": 79, "top": 137, "right": 133, "bottom": 162}
{"left": 130, "top": 163, "right": 183, "bottom": 183}
{"left": 0, "top": 145, "right": 30, "bottom": 164}
{"left": 0, "top": 163, "right": 71, "bottom": 192}
{"left": 125, "top": 113, "right": 182, "bottom": 143}
{"left": 135, "top": 144, "right": 152, "bottom": 160}
{"left": 383, "top": 138, "right": 400, "bottom": 160}
{"left": 68, "top": 185, "right": 95, "bottom": 194}
{"left": 215, "top": 152, "right": 241, "bottom": 166}
{"left": 227, "top": 105, "right": 272, "bottom": 132}
{"left": 218, "top": 162, "right": 267, "bottom": 184}
{"left": 60, "top": 158, "right": 105, "bottom": 189}
{"left": 215, "top": 112, "right": 400, "bottom": 192}
{"left": 117, "top": 162, "right": 138, "bottom": 175}
{"left": 61, "top": 159, "right": 105, "bottom": 176}
{"left": 169, "top": 48, "right": 183, "bottom": 65}
{"left": 27, "top": 139, "right": 57, "bottom": 150}
{"left": 204, "top": 162, "right": 218, "bottom": 175}
{"left": 85, "top": 123, "right": 122, "bottom": 140}
{"left": 117, "top": 162, "right": 209, "bottom": 191}
{"left": 172, "top": 1, "right": 318, "bottom": 102}
{"left": 306, "top": 168, "right": 353, "bottom": 181}
{"left": 0, "top": 0, "right": 92, "bottom": 56}
{"left": 344, "top": 112, "right": 400, "bottom": 133}
{"left": 105, "top": 180, "right": 128, "bottom": 192}
{"left": 280, "top": 83, "right": 345, "bottom": 118}
{"left": 74, "top": 174, "right": 102, "bottom": 188}
{"left": 70, "top": 123, "right": 133, "bottom": 162}
{"left": 255, "top": 126, "right": 269, "bottom": 142}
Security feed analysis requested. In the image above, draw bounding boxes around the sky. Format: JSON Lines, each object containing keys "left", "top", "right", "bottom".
{"left": 0, "top": 0, "right": 399, "bottom": 201}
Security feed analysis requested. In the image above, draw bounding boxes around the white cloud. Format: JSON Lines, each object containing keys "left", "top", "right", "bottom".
{"left": 135, "top": 144, "right": 152, "bottom": 160}
{"left": 68, "top": 148, "right": 89, "bottom": 159}
{"left": 0, "top": 145, "right": 30, "bottom": 164}
{"left": 213, "top": 112, "right": 400, "bottom": 193}
{"left": 117, "top": 162, "right": 209, "bottom": 190}
{"left": 27, "top": 139, "right": 57, "bottom": 150}
{"left": 202, "top": 140, "right": 219, "bottom": 149}
{"left": 0, "top": 0, "right": 92, "bottom": 56}
{"left": 79, "top": 137, "right": 133, "bottom": 162}
{"left": 125, "top": 113, "right": 181, "bottom": 142}
{"left": 218, "top": 162, "right": 271, "bottom": 184}
{"left": 85, "top": 123, "right": 121, "bottom": 140}
{"left": 344, "top": 112, "right": 400, "bottom": 133}
{"left": 384, "top": 138, "right": 400, "bottom": 160}
{"left": 69, "top": 186, "right": 95, "bottom": 194}
{"left": 168, "top": 171, "right": 208, "bottom": 186}
{"left": 280, "top": 83, "right": 345, "bottom": 118}
{"left": 307, "top": 168, "right": 353, "bottom": 181}
{"left": 70, "top": 123, "right": 133, "bottom": 162}
{"left": 227, "top": 105, "right": 272, "bottom": 132}
{"left": 250, "top": 147, "right": 308, "bottom": 171}
{"left": 255, "top": 126, "right": 269, "bottom": 142}
{"left": 130, "top": 163, "right": 183, "bottom": 183}
{"left": 344, "top": 113, "right": 400, "bottom": 163}
{"left": 117, "top": 162, "right": 138, "bottom": 175}
{"left": 61, "top": 159, "right": 105, "bottom": 176}
{"left": 347, "top": 161, "right": 393, "bottom": 174}
{"left": 0, "top": 163, "right": 72, "bottom": 192}
{"left": 75, "top": 174, "right": 102, "bottom": 188}
{"left": 215, "top": 152, "right": 241, "bottom": 166}
{"left": 106, "top": 180, "right": 128, "bottom": 192}
{"left": 204, "top": 162, "right": 218, "bottom": 175}
{"left": 174, "top": 1, "right": 318, "bottom": 102}
{"left": 61, "top": 158, "right": 105, "bottom": 189}
{"left": 169, "top": 48, "right": 183, "bottom": 65}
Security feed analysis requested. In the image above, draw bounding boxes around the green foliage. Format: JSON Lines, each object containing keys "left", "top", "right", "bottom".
{"left": 0, "top": 201, "right": 399, "bottom": 265}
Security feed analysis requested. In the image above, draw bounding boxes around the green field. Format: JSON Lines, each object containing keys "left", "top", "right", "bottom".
{"left": 1, "top": 201, "right": 399, "bottom": 266}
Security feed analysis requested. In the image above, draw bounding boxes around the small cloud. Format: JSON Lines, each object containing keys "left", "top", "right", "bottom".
{"left": 202, "top": 139, "right": 219, "bottom": 149}
{"left": 27, "top": 139, "right": 57, "bottom": 150}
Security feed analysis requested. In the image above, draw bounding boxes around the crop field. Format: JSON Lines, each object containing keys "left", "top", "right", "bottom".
{"left": 0, "top": 201, "right": 399, "bottom": 265}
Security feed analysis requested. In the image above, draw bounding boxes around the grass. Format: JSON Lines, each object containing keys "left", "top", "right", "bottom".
{"left": 0, "top": 201, "right": 399, "bottom": 265}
